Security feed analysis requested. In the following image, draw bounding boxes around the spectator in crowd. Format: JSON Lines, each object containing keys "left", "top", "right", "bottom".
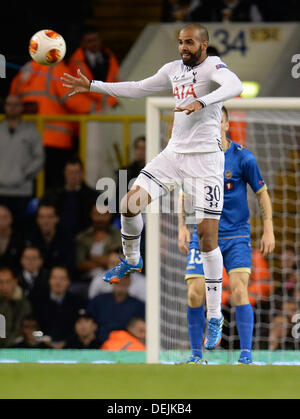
{"left": 13, "top": 316, "right": 51, "bottom": 349}
{"left": 269, "top": 314, "right": 289, "bottom": 351}
{"left": 0, "top": 95, "right": 44, "bottom": 224}
{"left": 88, "top": 276, "right": 145, "bottom": 344}
{"left": 268, "top": 298, "right": 300, "bottom": 350}
{"left": 293, "top": 284, "right": 300, "bottom": 308}
{"left": 65, "top": 309, "right": 101, "bottom": 349}
{"left": 206, "top": 45, "right": 220, "bottom": 56}
{"left": 68, "top": 26, "right": 119, "bottom": 112}
{"left": 26, "top": 202, "right": 75, "bottom": 272}
{"left": 0, "top": 267, "right": 32, "bottom": 348}
{"left": 44, "top": 157, "right": 98, "bottom": 239}
{"left": 101, "top": 317, "right": 146, "bottom": 351}
{"left": 163, "top": 0, "right": 263, "bottom": 22}
{"left": 88, "top": 249, "right": 146, "bottom": 302}
{"left": 214, "top": 0, "right": 263, "bottom": 22}
{"left": 190, "top": 0, "right": 263, "bottom": 22}
{"left": 281, "top": 246, "right": 298, "bottom": 294}
{"left": 76, "top": 205, "right": 121, "bottom": 281}
{"left": 258, "top": 0, "right": 300, "bottom": 22}
{"left": 34, "top": 266, "right": 86, "bottom": 348}
{"left": 282, "top": 298, "right": 298, "bottom": 324}
{"left": 17, "top": 246, "right": 49, "bottom": 308}
{"left": 10, "top": 60, "right": 101, "bottom": 189}
{"left": 0, "top": 206, "right": 24, "bottom": 271}
{"left": 162, "top": 0, "right": 213, "bottom": 22}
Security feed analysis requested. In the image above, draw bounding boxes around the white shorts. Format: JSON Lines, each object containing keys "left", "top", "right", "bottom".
{"left": 134, "top": 147, "right": 224, "bottom": 220}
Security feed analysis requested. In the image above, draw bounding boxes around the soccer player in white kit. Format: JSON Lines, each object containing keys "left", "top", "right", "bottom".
{"left": 62, "top": 24, "right": 243, "bottom": 350}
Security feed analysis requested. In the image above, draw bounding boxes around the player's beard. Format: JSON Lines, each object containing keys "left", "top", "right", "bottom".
{"left": 181, "top": 46, "right": 203, "bottom": 67}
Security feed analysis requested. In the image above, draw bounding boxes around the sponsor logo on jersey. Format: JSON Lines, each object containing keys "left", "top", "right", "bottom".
{"left": 216, "top": 64, "right": 228, "bottom": 70}
{"left": 173, "top": 84, "right": 197, "bottom": 100}
{"left": 225, "top": 181, "right": 234, "bottom": 191}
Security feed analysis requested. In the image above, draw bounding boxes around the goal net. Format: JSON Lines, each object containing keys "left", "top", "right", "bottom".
{"left": 145, "top": 97, "right": 300, "bottom": 365}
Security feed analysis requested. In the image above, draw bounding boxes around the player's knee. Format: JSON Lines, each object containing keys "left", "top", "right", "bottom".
{"left": 199, "top": 235, "right": 217, "bottom": 252}
{"left": 232, "top": 282, "right": 248, "bottom": 305}
{"left": 187, "top": 283, "right": 204, "bottom": 307}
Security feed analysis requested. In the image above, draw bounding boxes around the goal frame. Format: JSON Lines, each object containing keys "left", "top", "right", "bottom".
{"left": 145, "top": 97, "right": 300, "bottom": 364}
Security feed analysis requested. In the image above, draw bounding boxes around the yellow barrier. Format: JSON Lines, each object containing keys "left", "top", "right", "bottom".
{"left": 0, "top": 114, "right": 145, "bottom": 197}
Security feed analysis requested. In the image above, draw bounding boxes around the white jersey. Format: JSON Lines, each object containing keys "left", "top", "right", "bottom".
{"left": 90, "top": 56, "right": 242, "bottom": 153}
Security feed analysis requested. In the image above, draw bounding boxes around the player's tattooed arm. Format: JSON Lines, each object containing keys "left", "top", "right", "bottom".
{"left": 256, "top": 189, "right": 275, "bottom": 256}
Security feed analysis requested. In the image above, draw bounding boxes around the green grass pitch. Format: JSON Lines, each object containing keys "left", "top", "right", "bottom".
{"left": 0, "top": 364, "right": 300, "bottom": 399}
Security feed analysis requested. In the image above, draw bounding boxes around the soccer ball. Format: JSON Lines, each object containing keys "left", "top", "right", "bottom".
{"left": 29, "top": 30, "right": 66, "bottom": 65}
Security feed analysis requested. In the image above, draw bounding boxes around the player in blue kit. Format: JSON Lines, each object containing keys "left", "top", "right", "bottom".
{"left": 178, "top": 106, "right": 275, "bottom": 364}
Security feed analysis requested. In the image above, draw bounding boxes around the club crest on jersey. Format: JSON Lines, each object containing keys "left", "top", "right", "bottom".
{"left": 173, "top": 84, "right": 197, "bottom": 100}
{"left": 225, "top": 170, "right": 232, "bottom": 179}
{"left": 216, "top": 64, "right": 227, "bottom": 70}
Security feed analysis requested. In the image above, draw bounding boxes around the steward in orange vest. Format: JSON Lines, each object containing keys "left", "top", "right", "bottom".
{"left": 68, "top": 27, "right": 119, "bottom": 111}
{"left": 10, "top": 60, "right": 101, "bottom": 150}
{"left": 101, "top": 330, "right": 146, "bottom": 351}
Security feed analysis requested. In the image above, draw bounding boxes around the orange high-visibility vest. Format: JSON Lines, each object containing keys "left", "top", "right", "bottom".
{"left": 68, "top": 47, "right": 119, "bottom": 110}
{"left": 10, "top": 60, "right": 100, "bottom": 149}
{"left": 101, "top": 330, "right": 146, "bottom": 351}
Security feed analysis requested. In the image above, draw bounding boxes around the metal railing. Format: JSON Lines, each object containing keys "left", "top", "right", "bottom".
{"left": 0, "top": 114, "right": 146, "bottom": 197}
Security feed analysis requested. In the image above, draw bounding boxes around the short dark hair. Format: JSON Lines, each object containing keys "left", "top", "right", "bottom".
{"left": 127, "top": 317, "right": 145, "bottom": 330}
{"left": 22, "top": 246, "right": 43, "bottom": 258}
{"left": 222, "top": 106, "right": 229, "bottom": 121}
{"left": 207, "top": 46, "right": 220, "bottom": 56}
{"left": 133, "top": 136, "right": 145, "bottom": 149}
{"left": 81, "top": 26, "right": 100, "bottom": 39}
{"left": 37, "top": 200, "right": 59, "bottom": 216}
{"left": 65, "top": 156, "right": 84, "bottom": 170}
{"left": 49, "top": 265, "right": 70, "bottom": 279}
{"left": 180, "top": 24, "right": 209, "bottom": 42}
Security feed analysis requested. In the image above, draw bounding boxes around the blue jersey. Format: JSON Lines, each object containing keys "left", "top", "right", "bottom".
{"left": 218, "top": 140, "right": 266, "bottom": 238}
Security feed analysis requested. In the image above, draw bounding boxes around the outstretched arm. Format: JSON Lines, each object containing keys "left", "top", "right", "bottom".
{"left": 256, "top": 189, "right": 275, "bottom": 256}
{"left": 61, "top": 64, "right": 171, "bottom": 98}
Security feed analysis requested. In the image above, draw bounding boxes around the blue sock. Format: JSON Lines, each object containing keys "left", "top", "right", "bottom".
{"left": 235, "top": 304, "right": 254, "bottom": 360}
{"left": 187, "top": 306, "right": 206, "bottom": 358}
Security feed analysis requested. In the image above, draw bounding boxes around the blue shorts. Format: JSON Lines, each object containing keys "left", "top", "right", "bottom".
{"left": 185, "top": 227, "right": 252, "bottom": 279}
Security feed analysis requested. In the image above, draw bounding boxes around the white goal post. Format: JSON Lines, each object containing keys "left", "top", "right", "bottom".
{"left": 145, "top": 97, "right": 300, "bottom": 364}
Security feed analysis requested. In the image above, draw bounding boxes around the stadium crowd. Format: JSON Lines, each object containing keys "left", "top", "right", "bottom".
{"left": 162, "top": 0, "right": 300, "bottom": 23}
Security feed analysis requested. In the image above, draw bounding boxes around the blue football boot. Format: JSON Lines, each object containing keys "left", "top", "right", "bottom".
{"left": 103, "top": 256, "right": 143, "bottom": 284}
{"left": 238, "top": 355, "right": 253, "bottom": 365}
{"left": 204, "top": 315, "right": 224, "bottom": 351}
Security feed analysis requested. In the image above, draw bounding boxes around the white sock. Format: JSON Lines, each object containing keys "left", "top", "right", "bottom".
{"left": 202, "top": 247, "right": 223, "bottom": 320}
{"left": 121, "top": 214, "right": 143, "bottom": 265}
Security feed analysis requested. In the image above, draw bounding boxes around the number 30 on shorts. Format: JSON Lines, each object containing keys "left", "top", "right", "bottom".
{"left": 205, "top": 185, "right": 221, "bottom": 208}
